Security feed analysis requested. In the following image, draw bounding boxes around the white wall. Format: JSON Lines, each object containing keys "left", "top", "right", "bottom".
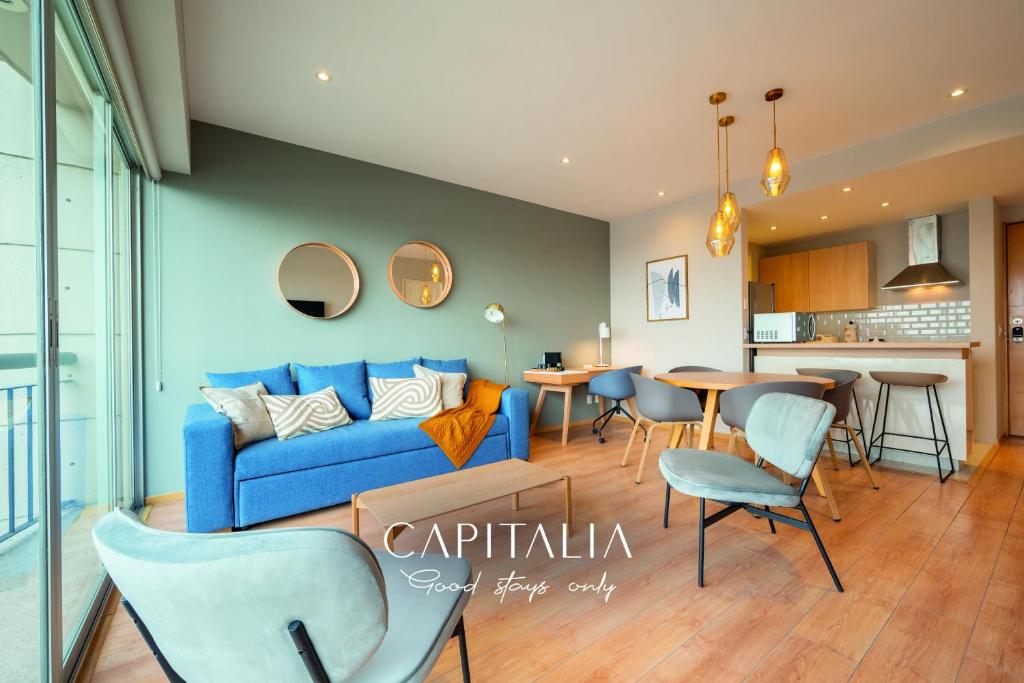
{"left": 609, "top": 191, "right": 747, "bottom": 379}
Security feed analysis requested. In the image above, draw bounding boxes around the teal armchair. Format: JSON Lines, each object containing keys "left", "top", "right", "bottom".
{"left": 92, "top": 509, "right": 472, "bottom": 682}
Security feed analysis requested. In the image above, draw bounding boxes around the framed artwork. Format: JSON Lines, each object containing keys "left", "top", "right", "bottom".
{"left": 646, "top": 254, "right": 688, "bottom": 321}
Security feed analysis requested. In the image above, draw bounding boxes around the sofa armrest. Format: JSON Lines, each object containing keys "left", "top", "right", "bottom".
{"left": 499, "top": 387, "right": 530, "bottom": 460}
{"left": 183, "top": 403, "right": 236, "bottom": 532}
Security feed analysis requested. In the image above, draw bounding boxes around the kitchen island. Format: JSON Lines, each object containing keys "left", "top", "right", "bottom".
{"left": 745, "top": 341, "right": 981, "bottom": 469}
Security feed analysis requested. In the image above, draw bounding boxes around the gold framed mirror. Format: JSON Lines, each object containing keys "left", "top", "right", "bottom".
{"left": 387, "top": 241, "right": 453, "bottom": 308}
{"left": 277, "top": 242, "right": 360, "bottom": 319}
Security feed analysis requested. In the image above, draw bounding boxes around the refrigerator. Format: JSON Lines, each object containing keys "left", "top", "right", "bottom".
{"left": 746, "top": 281, "right": 775, "bottom": 370}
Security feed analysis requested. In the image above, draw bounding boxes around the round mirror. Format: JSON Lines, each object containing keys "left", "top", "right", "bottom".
{"left": 388, "top": 241, "right": 453, "bottom": 308}
{"left": 277, "top": 242, "right": 360, "bottom": 319}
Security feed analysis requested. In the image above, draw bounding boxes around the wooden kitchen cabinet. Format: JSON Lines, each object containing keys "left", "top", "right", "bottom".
{"left": 759, "top": 241, "right": 874, "bottom": 313}
{"left": 758, "top": 252, "right": 809, "bottom": 312}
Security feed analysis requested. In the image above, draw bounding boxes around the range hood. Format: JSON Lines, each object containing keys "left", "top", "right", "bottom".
{"left": 882, "top": 215, "right": 962, "bottom": 290}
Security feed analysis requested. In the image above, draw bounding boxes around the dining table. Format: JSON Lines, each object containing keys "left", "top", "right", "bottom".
{"left": 653, "top": 371, "right": 836, "bottom": 450}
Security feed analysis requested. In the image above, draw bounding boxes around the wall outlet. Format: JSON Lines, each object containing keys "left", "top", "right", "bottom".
{"left": 586, "top": 394, "right": 593, "bottom": 404}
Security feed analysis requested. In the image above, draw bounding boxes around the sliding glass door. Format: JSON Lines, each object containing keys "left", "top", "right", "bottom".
{"left": 0, "top": 0, "right": 140, "bottom": 679}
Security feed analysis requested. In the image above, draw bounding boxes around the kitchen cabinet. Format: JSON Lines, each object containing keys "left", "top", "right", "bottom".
{"left": 758, "top": 252, "right": 809, "bottom": 312}
{"left": 759, "top": 241, "right": 875, "bottom": 312}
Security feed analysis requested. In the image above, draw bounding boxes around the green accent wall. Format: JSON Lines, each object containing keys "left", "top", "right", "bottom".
{"left": 142, "top": 122, "right": 610, "bottom": 495}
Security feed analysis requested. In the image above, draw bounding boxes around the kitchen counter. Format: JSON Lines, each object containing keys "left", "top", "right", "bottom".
{"left": 748, "top": 340, "right": 981, "bottom": 468}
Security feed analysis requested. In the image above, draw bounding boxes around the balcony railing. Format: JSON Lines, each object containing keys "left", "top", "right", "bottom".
{"left": 2, "top": 383, "right": 34, "bottom": 543}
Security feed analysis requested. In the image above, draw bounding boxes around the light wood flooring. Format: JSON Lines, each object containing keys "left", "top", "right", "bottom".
{"left": 80, "top": 425, "right": 1024, "bottom": 682}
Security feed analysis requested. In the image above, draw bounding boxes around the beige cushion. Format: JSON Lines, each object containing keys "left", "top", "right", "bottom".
{"left": 260, "top": 387, "right": 353, "bottom": 440}
{"left": 413, "top": 364, "right": 466, "bottom": 410}
{"left": 369, "top": 375, "right": 443, "bottom": 421}
{"left": 199, "top": 382, "right": 275, "bottom": 448}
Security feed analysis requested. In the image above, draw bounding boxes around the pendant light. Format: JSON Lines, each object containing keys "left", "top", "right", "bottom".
{"left": 718, "top": 114, "right": 740, "bottom": 232}
{"left": 706, "top": 92, "right": 736, "bottom": 258}
{"left": 430, "top": 261, "right": 441, "bottom": 283}
{"left": 760, "top": 88, "right": 791, "bottom": 197}
{"left": 420, "top": 284, "right": 432, "bottom": 305}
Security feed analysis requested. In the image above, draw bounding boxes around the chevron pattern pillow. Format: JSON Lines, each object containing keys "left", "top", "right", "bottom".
{"left": 260, "top": 386, "right": 353, "bottom": 440}
{"left": 368, "top": 375, "right": 443, "bottom": 421}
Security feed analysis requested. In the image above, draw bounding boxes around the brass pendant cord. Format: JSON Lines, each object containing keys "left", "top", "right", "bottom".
{"left": 725, "top": 120, "right": 731, "bottom": 194}
{"left": 772, "top": 99, "right": 777, "bottom": 148}
{"left": 715, "top": 101, "right": 722, "bottom": 198}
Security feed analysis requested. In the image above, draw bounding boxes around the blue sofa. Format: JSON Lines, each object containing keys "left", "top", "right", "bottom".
{"left": 183, "top": 360, "right": 530, "bottom": 532}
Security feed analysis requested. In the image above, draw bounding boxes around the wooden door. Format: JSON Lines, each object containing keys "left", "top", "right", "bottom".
{"left": 807, "top": 242, "right": 874, "bottom": 312}
{"left": 1009, "top": 222, "right": 1024, "bottom": 436}
{"left": 759, "top": 252, "right": 809, "bottom": 312}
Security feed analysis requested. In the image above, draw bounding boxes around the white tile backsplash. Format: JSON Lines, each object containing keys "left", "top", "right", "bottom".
{"left": 813, "top": 300, "right": 971, "bottom": 341}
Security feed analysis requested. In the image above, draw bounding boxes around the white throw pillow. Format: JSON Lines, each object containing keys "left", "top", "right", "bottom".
{"left": 200, "top": 381, "right": 276, "bottom": 448}
{"left": 413, "top": 364, "right": 466, "bottom": 410}
{"left": 368, "top": 375, "right": 443, "bottom": 421}
{"left": 260, "top": 387, "right": 353, "bottom": 440}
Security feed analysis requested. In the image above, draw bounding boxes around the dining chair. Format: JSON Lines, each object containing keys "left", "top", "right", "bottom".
{"left": 92, "top": 508, "right": 473, "bottom": 682}
{"left": 621, "top": 374, "right": 704, "bottom": 484}
{"left": 796, "top": 368, "right": 879, "bottom": 488}
{"left": 718, "top": 380, "right": 843, "bottom": 521}
{"left": 668, "top": 365, "right": 721, "bottom": 410}
{"left": 588, "top": 365, "right": 643, "bottom": 444}
{"left": 660, "top": 392, "right": 843, "bottom": 592}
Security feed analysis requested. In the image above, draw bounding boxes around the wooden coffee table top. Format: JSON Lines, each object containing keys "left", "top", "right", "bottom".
{"left": 354, "top": 458, "right": 566, "bottom": 528}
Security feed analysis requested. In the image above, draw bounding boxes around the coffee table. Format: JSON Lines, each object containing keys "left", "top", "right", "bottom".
{"left": 351, "top": 459, "right": 572, "bottom": 550}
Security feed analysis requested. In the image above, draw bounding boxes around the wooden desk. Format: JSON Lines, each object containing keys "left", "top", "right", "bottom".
{"left": 523, "top": 366, "right": 637, "bottom": 447}
{"left": 653, "top": 372, "right": 835, "bottom": 450}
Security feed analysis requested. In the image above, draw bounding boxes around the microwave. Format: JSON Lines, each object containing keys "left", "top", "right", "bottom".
{"left": 753, "top": 312, "right": 816, "bottom": 343}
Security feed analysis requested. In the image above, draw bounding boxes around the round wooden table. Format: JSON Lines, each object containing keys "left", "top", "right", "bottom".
{"left": 653, "top": 371, "right": 836, "bottom": 451}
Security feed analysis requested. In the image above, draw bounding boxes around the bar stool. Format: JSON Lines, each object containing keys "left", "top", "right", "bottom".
{"left": 867, "top": 371, "right": 955, "bottom": 482}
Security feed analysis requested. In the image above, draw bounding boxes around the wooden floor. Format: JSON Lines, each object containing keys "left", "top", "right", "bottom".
{"left": 81, "top": 425, "right": 1024, "bottom": 682}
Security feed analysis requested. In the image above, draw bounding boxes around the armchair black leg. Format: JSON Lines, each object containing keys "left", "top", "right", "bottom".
{"left": 798, "top": 502, "right": 843, "bottom": 592}
{"left": 763, "top": 506, "right": 776, "bottom": 534}
{"left": 288, "top": 620, "right": 330, "bottom": 683}
{"left": 697, "top": 498, "right": 706, "bottom": 588}
{"left": 453, "top": 616, "right": 471, "bottom": 683}
{"left": 122, "top": 599, "right": 184, "bottom": 683}
{"left": 663, "top": 483, "right": 672, "bottom": 528}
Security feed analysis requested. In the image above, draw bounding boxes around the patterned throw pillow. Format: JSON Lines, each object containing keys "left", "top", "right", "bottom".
{"left": 260, "top": 387, "right": 353, "bottom": 440}
{"left": 413, "top": 364, "right": 466, "bottom": 410}
{"left": 200, "top": 381, "right": 276, "bottom": 448}
{"left": 368, "top": 375, "right": 443, "bottom": 421}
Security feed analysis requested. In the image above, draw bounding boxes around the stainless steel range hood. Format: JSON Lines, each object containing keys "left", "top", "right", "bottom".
{"left": 882, "top": 215, "right": 962, "bottom": 290}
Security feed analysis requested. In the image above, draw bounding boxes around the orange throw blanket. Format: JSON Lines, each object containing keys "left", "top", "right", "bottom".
{"left": 420, "top": 379, "right": 508, "bottom": 469}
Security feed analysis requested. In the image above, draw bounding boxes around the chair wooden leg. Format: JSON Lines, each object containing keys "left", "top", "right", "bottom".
{"left": 846, "top": 425, "right": 879, "bottom": 489}
{"left": 621, "top": 418, "right": 643, "bottom": 467}
{"left": 726, "top": 427, "right": 738, "bottom": 455}
{"left": 635, "top": 423, "right": 657, "bottom": 484}
{"left": 810, "top": 464, "right": 842, "bottom": 521}
{"left": 685, "top": 423, "right": 693, "bottom": 448}
{"left": 825, "top": 433, "right": 840, "bottom": 471}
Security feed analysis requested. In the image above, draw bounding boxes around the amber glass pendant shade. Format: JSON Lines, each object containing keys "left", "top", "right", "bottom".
{"left": 706, "top": 210, "right": 736, "bottom": 257}
{"left": 718, "top": 191, "right": 741, "bottom": 232}
{"left": 761, "top": 146, "right": 790, "bottom": 197}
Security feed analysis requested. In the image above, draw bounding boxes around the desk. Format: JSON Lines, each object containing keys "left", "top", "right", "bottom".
{"left": 523, "top": 366, "right": 636, "bottom": 447}
{"left": 653, "top": 372, "right": 835, "bottom": 450}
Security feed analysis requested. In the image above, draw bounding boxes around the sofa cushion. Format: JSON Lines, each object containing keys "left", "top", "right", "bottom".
{"left": 421, "top": 358, "right": 469, "bottom": 375}
{"left": 367, "top": 357, "right": 422, "bottom": 380}
{"left": 235, "top": 415, "right": 510, "bottom": 480}
{"left": 294, "top": 361, "right": 371, "bottom": 420}
{"left": 207, "top": 363, "right": 296, "bottom": 395}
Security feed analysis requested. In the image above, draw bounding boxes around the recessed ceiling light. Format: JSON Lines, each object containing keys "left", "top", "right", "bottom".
{"left": 820, "top": 215, "right": 829, "bottom": 220}
{"left": 949, "top": 87, "right": 966, "bottom": 98}
{"left": 561, "top": 157, "right": 571, "bottom": 165}
{"left": 769, "top": 225, "right": 777, "bottom": 231}
{"left": 842, "top": 187, "right": 852, "bottom": 193}
{"left": 657, "top": 190, "right": 665, "bottom": 197}
{"left": 881, "top": 201, "right": 890, "bottom": 207}
{"left": 315, "top": 70, "right": 331, "bottom": 82}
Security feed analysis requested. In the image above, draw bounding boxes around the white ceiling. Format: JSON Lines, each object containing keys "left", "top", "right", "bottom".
{"left": 745, "top": 134, "right": 1024, "bottom": 245}
{"left": 180, "top": 0, "right": 1024, "bottom": 220}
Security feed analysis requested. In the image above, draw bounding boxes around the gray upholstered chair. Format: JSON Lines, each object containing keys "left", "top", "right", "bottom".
{"left": 621, "top": 374, "right": 703, "bottom": 484}
{"left": 92, "top": 509, "right": 472, "bottom": 682}
{"left": 668, "top": 365, "right": 721, "bottom": 410}
{"left": 718, "top": 380, "right": 842, "bottom": 521}
{"left": 660, "top": 393, "right": 843, "bottom": 592}
{"left": 796, "top": 368, "right": 879, "bottom": 489}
